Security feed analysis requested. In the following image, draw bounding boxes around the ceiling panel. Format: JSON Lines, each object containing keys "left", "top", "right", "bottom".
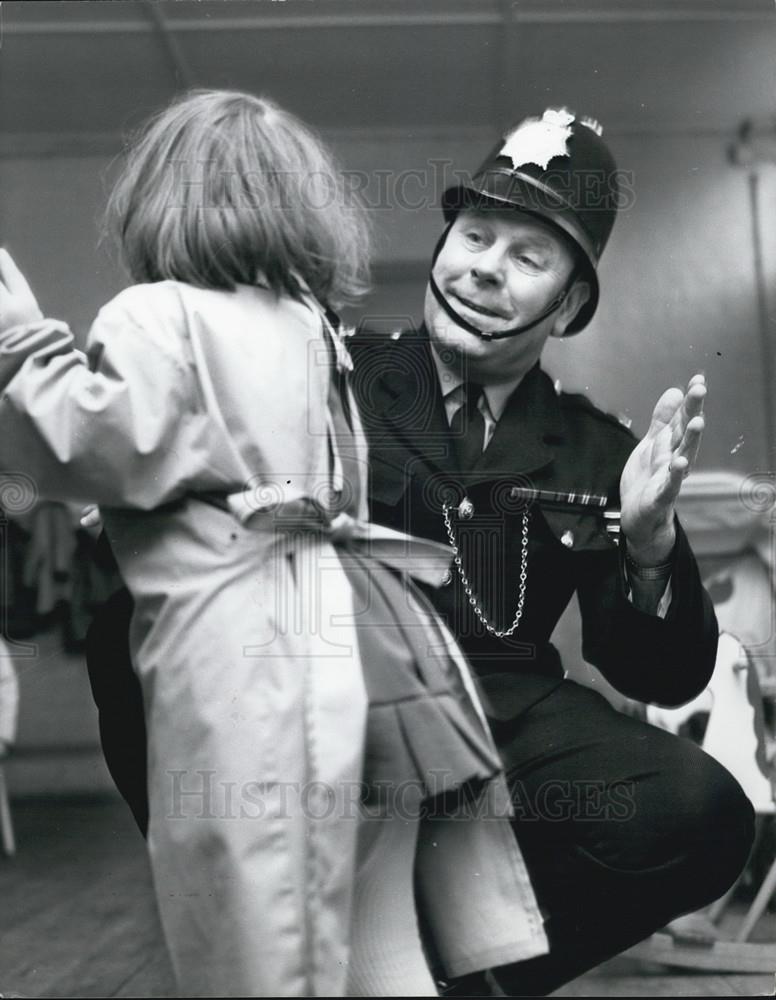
{"left": 1, "top": 0, "right": 773, "bottom": 139}
{"left": 179, "top": 24, "right": 500, "bottom": 129}
{"left": 505, "top": 21, "right": 776, "bottom": 134}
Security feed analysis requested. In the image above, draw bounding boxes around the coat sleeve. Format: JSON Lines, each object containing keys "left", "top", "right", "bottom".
{"left": 577, "top": 515, "right": 718, "bottom": 707}
{"left": 0, "top": 287, "right": 233, "bottom": 508}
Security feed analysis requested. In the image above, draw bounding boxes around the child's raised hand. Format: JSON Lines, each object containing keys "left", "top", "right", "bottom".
{"left": 0, "top": 249, "right": 43, "bottom": 332}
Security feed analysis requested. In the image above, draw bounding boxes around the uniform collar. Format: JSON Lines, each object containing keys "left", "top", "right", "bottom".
{"left": 378, "top": 325, "right": 565, "bottom": 481}
{"left": 428, "top": 342, "right": 527, "bottom": 423}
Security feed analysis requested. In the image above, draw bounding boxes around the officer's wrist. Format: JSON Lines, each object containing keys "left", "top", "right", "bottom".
{"left": 625, "top": 551, "right": 673, "bottom": 581}
{"left": 624, "top": 524, "right": 676, "bottom": 570}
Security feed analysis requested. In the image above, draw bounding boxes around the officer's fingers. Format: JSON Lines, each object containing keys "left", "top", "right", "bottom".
{"left": 669, "top": 381, "right": 705, "bottom": 445}
{"left": 682, "top": 379, "right": 706, "bottom": 422}
{"left": 656, "top": 455, "right": 688, "bottom": 507}
{"left": 80, "top": 504, "right": 102, "bottom": 530}
{"left": 671, "top": 454, "right": 690, "bottom": 482}
{"left": 648, "top": 387, "right": 685, "bottom": 435}
{"left": 675, "top": 415, "right": 704, "bottom": 470}
{"left": 682, "top": 412, "right": 705, "bottom": 439}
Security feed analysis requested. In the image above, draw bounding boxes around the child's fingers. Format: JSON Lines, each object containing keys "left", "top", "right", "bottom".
{"left": 0, "top": 249, "right": 38, "bottom": 307}
{"left": 0, "top": 252, "right": 10, "bottom": 296}
{"left": 0, "top": 250, "right": 43, "bottom": 328}
{"left": 0, "top": 249, "right": 25, "bottom": 293}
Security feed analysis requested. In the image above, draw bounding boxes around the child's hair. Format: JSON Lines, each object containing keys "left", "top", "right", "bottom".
{"left": 106, "top": 90, "right": 371, "bottom": 308}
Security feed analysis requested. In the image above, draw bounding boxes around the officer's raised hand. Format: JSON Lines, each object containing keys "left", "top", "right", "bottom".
{"left": 619, "top": 374, "right": 706, "bottom": 566}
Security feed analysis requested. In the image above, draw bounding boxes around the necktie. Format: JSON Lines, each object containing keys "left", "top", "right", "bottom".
{"left": 451, "top": 382, "right": 486, "bottom": 470}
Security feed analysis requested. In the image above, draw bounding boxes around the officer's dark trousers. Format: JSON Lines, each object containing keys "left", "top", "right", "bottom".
{"left": 86, "top": 594, "right": 754, "bottom": 997}
{"left": 482, "top": 680, "right": 755, "bottom": 996}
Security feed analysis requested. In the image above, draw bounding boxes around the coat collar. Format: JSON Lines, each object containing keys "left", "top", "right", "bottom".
{"left": 378, "top": 326, "right": 455, "bottom": 474}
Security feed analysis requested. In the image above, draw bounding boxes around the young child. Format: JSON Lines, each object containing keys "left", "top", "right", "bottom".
{"left": 0, "top": 91, "right": 545, "bottom": 996}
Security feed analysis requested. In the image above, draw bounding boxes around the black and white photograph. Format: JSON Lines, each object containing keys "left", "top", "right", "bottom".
{"left": 0, "top": 0, "right": 775, "bottom": 996}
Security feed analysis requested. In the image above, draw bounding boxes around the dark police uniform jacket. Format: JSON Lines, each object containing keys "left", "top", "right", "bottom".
{"left": 348, "top": 324, "right": 718, "bottom": 723}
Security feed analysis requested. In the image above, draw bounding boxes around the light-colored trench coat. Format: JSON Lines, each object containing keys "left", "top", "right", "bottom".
{"left": 0, "top": 281, "right": 547, "bottom": 995}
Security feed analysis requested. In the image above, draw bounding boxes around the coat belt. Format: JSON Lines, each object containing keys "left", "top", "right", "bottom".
{"left": 225, "top": 489, "right": 454, "bottom": 588}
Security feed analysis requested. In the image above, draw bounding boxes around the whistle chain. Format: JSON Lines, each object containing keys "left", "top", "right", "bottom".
{"left": 441, "top": 504, "right": 529, "bottom": 638}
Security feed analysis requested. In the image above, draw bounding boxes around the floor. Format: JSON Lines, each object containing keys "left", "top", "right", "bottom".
{"left": 0, "top": 797, "right": 773, "bottom": 998}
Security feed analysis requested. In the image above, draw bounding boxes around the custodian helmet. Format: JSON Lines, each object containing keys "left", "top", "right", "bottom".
{"left": 436, "top": 108, "right": 620, "bottom": 336}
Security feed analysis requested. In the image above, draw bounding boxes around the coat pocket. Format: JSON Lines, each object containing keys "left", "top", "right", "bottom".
{"left": 539, "top": 506, "right": 618, "bottom": 554}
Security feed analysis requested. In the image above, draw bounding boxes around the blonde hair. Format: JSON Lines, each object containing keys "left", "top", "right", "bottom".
{"left": 106, "top": 90, "right": 370, "bottom": 308}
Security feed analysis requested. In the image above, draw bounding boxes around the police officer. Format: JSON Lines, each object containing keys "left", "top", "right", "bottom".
{"left": 345, "top": 108, "right": 754, "bottom": 995}
{"left": 85, "top": 109, "right": 754, "bottom": 995}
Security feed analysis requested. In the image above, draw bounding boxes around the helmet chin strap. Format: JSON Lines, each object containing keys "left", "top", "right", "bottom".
{"left": 428, "top": 225, "right": 577, "bottom": 341}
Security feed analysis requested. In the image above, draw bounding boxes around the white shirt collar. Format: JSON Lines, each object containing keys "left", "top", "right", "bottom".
{"left": 429, "top": 342, "right": 525, "bottom": 422}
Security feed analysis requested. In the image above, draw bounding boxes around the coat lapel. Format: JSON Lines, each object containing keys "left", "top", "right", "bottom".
{"left": 376, "top": 327, "right": 458, "bottom": 477}
{"left": 466, "top": 364, "right": 563, "bottom": 484}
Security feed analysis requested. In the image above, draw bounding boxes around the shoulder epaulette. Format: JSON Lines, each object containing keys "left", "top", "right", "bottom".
{"left": 559, "top": 390, "right": 636, "bottom": 437}
{"left": 347, "top": 325, "right": 421, "bottom": 358}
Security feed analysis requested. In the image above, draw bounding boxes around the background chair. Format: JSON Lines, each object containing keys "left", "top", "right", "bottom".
{"left": 0, "top": 758, "right": 15, "bottom": 857}
{"left": 626, "top": 471, "right": 776, "bottom": 972}
{"left": 0, "top": 648, "right": 17, "bottom": 857}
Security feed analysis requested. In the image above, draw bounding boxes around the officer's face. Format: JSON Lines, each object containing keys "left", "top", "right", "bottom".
{"left": 425, "top": 208, "right": 587, "bottom": 382}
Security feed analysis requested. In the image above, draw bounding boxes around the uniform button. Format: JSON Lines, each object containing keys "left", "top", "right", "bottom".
{"left": 458, "top": 497, "right": 475, "bottom": 520}
{"left": 441, "top": 569, "right": 453, "bottom": 586}
{"left": 561, "top": 529, "right": 574, "bottom": 548}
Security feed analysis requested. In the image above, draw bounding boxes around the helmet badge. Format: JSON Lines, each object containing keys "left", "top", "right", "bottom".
{"left": 580, "top": 115, "right": 603, "bottom": 137}
{"left": 499, "top": 107, "right": 576, "bottom": 171}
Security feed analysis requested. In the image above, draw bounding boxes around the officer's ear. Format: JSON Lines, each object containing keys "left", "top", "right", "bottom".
{"left": 551, "top": 279, "right": 591, "bottom": 338}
